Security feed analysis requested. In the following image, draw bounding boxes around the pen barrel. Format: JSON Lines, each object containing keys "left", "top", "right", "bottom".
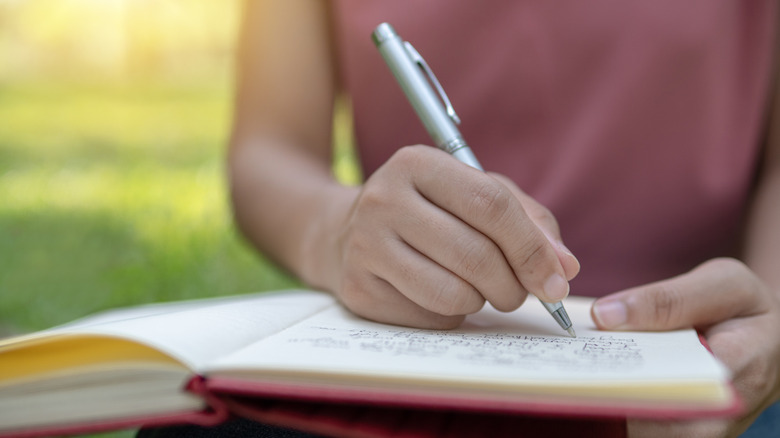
{"left": 450, "top": 146, "right": 483, "bottom": 171}
{"left": 540, "top": 301, "right": 573, "bottom": 330}
{"left": 373, "top": 24, "right": 481, "bottom": 170}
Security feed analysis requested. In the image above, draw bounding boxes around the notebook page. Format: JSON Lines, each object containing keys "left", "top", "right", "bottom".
{"left": 11, "top": 290, "right": 337, "bottom": 372}
{"left": 209, "top": 296, "right": 729, "bottom": 386}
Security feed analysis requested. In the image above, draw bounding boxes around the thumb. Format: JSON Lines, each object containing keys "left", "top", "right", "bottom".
{"left": 591, "top": 258, "right": 764, "bottom": 331}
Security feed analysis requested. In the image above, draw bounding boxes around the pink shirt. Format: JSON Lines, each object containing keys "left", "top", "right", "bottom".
{"left": 331, "top": 1, "right": 778, "bottom": 297}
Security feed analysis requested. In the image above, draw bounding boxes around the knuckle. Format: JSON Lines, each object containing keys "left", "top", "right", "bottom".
{"left": 388, "top": 145, "right": 427, "bottom": 169}
{"left": 467, "top": 179, "right": 512, "bottom": 225}
{"left": 491, "top": 291, "right": 527, "bottom": 312}
{"left": 337, "top": 275, "right": 369, "bottom": 314}
{"left": 340, "top": 225, "right": 378, "bottom": 266}
{"left": 528, "top": 204, "right": 559, "bottom": 234}
{"left": 356, "top": 184, "right": 388, "bottom": 211}
{"left": 428, "top": 283, "right": 459, "bottom": 316}
{"left": 645, "top": 284, "right": 685, "bottom": 328}
{"left": 453, "top": 238, "right": 495, "bottom": 280}
{"left": 702, "top": 257, "right": 744, "bottom": 276}
{"left": 427, "top": 278, "right": 482, "bottom": 316}
{"left": 701, "top": 257, "right": 757, "bottom": 289}
{"left": 699, "top": 257, "right": 766, "bottom": 307}
{"left": 512, "top": 237, "right": 547, "bottom": 274}
{"left": 457, "top": 294, "right": 485, "bottom": 315}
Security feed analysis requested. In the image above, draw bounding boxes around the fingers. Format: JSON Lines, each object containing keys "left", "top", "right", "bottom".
{"left": 370, "top": 234, "right": 487, "bottom": 316}
{"left": 405, "top": 147, "right": 571, "bottom": 303}
{"left": 592, "top": 258, "right": 768, "bottom": 331}
{"left": 620, "top": 259, "right": 780, "bottom": 438}
{"left": 340, "top": 264, "right": 468, "bottom": 330}
{"left": 490, "top": 172, "right": 580, "bottom": 281}
{"left": 391, "top": 191, "right": 529, "bottom": 312}
{"left": 335, "top": 145, "right": 578, "bottom": 328}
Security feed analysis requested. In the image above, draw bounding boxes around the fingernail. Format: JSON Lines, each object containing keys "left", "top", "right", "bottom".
{"left": 543, "top": 273, "right": 569, "bottom": 301}
{"left": 593, "top": 300, "right": 627, "bottom": 329}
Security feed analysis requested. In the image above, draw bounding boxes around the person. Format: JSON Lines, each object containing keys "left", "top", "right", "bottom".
{"left": 148, "top": 1, "right": 780, "bottom": 436}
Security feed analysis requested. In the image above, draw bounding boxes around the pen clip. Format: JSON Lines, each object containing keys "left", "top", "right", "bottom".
{"left": 404, "top": 42, "right": 461, "bottom": 125}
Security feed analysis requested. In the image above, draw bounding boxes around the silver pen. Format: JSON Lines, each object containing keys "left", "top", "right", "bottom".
{"left": 372, "top": 22, "right": 576, "bottom": 337}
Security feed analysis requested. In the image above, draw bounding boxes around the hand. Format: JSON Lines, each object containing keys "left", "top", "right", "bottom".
{"left": 320, "top": 145, "right": 579, "bottom": 329}
{"left": 591, "top": 258, "right": 780, "bottom": 437}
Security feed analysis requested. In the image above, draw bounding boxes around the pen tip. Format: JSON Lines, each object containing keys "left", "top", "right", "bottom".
{"left": 567, "top": 327, "right": 576, "bottom": 338}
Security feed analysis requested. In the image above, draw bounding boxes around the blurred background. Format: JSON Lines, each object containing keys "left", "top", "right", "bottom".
{"left": 0, "top": 1, "right": 361, "bottom": 435}
{"left": 0, "top": 0, "right": 286, "bottom": 339}
{"left": 0, "top": 0, "right": 358, "bottom": 343}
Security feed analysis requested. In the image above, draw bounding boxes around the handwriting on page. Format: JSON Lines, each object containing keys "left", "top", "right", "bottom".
{"left": 288, "top": 327, "right": 643, "bottom": 373}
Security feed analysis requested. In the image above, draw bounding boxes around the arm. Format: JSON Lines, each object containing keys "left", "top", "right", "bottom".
{"left": 229, "top": 0, "right": 344, "bottom": 282}
{"left": 744, "top": 77, "right": 780, "bottom": 295}
{"left": 229, "top": 0, "right": 578, "bottom": 329}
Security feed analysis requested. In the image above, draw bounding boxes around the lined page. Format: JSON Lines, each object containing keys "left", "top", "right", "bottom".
{"left": 209, "top": 296, "right": 729, "bottom": 386}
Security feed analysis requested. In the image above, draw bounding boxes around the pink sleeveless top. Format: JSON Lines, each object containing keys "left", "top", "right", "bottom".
{"left": 331, "top": 1, "right": 778, "bottom": 297}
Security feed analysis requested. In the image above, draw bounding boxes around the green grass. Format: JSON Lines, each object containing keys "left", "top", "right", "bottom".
{"left": 0, "top": 80, "right": 307, "bottom": 435}
{"left": 0, "top": 81, "right": 309, "bottom": 333}
{"left": 0, "top": 80, "right": 365, "bottom": 437}
{"left": 0, "top": 80, "right": 363, "bottom": 437}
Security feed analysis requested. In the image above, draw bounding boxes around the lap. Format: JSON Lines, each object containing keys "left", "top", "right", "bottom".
{"left": 137, "top": 402, "right": 780, "bottom": 438}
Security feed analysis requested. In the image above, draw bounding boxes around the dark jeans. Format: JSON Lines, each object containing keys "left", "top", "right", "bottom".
{"left": 741, "top": 401, "right": 780, "bottom": 438}
{"left": 136, "top": 419, "right": 324, "bottom": 438}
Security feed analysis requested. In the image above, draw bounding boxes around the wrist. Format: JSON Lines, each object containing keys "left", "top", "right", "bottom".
{"left": 298, "top": 184, "right": 359, "bottom": 293}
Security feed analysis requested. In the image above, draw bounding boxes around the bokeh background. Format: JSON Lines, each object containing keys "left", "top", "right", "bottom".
{"left": 0, "top": 0, "right": 360, "bottom": 434}
{"left": 0, "top": 3, "right": 358, "bottom": 431}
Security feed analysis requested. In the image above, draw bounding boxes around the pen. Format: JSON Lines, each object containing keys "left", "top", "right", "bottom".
{"left": 372, "top": 22, "right": 576, "bottom": 338}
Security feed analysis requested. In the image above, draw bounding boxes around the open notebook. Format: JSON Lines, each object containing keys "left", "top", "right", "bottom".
{"left": 0, "top": 289, "right": 739, "bottom": 437}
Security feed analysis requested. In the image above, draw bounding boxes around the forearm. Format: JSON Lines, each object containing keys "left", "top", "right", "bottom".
{"left": 743, "top": 76, "right": 780, "bottom": 292}
{"left": 229, "top": 0, "right": 345, "bottom": 290}
{"left": 228, "top": 137, "right": 358, "bottom": 292}
{"left": 743, "top": 160, "right": 780, "bottom": 292}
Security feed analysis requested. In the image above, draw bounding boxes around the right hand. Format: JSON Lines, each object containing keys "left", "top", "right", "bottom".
{"left": 317, "top": 145, "right": 580, "bottom": 329}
